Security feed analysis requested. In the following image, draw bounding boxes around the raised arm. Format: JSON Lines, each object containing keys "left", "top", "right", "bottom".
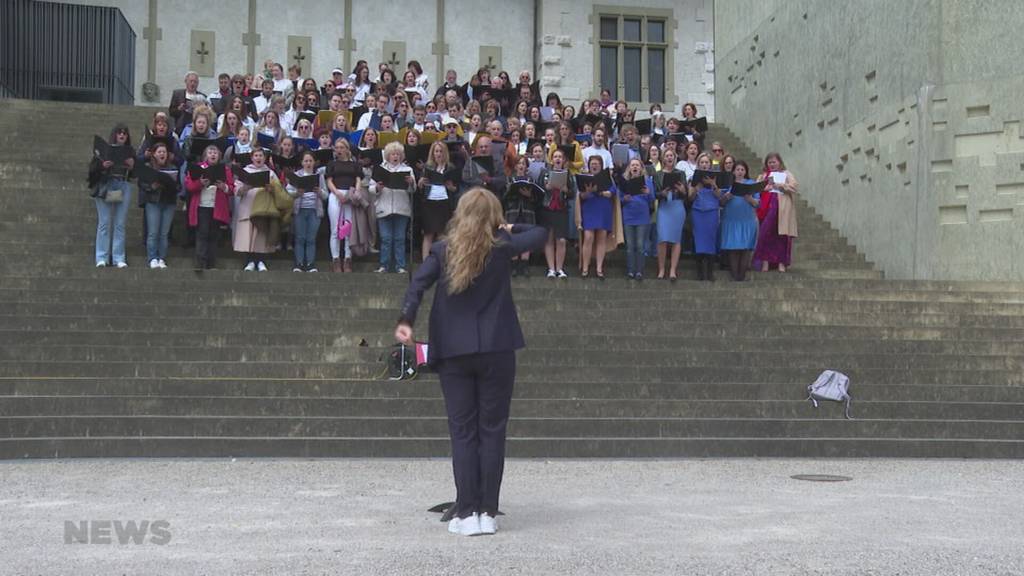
{"left": 505, "top": 224, "right": 548, "bottom": 255}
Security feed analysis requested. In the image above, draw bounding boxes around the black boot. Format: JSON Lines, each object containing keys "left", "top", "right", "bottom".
{"left": 696, "top": 256, "right": 706, "bottom": 281}
{"left": 706, "top": 257, "right": 715, "bottom": 282}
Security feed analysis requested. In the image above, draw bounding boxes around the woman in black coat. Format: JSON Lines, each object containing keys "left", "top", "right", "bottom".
{"left": 396, "top": 187, "right": 547, "bottom": 537}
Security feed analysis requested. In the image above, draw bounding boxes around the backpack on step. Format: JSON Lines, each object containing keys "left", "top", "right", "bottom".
{"left": 807, "top": 370, "right": 852, "bottom": 419}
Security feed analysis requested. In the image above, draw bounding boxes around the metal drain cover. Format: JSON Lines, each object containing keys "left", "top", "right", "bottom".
{"left": 790, "top": 474, "right": 853, "bottom": 482}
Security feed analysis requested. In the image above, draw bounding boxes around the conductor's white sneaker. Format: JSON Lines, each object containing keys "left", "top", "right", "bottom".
{"left": 479, "top": 512, "right": 497, "bottom": 535}
{"left": 448, "top": 513, "right": 482, "bottom": 537}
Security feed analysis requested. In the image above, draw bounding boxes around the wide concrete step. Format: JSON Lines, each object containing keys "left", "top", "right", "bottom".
{"left": 11, "top": 281, "right": 1004, "bottom": 302}
{"left": 0, "top": 210, "right": 859, "bottom": 239}
{"left": 3, "top": 303, "right": 1022, "bottom": 327}
{"left": 3, "top": 361, "right": 1022, "bottom": 385}
{"left": 3, "top": 324, "right": 1020, "bottom": 345}
{"left": 3, "top": 287, "right": 1020, "bottom": 314}
{"left": 3, "top": 436, "right": 1022, "bottom": 459}
{"left": 0, "top": 242, "right": 872, "bottom": 267}
{"left": 4, "top": 378, "right": 1021, "bottom": 403}
{"left": 4, "top": 415, "right": 1023, "bottom": 441}
{"left": 2, "top": 396, "right": 1020, "bottom": 421}
{"left": 1, "top": 272, "right": 1019, "bottom": 298}
{"left": 4, "top": 313, "right": 1022, "bottom": 335}
{"left": 4, "top": 333, "right": 1022, "bottom": 356}
{"left": 4, "top": 283, "right": 1021, "bottom": 304}
{"left": 3, "top": 345, "right": 1023, "bottom": 371}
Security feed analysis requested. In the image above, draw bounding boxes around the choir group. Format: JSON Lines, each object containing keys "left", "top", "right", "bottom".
{"left": 88, "top": 58, "right": 798, "bottom": 281}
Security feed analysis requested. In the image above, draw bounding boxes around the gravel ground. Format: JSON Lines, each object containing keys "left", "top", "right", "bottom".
{"left": 1, "top": 458, "right": 1022, "bottom": 575}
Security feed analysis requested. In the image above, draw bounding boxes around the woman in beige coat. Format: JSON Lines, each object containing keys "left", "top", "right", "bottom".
{"left": 233, "top": 148, "right": 284, "bottom": 271}
{"left": 753, "top": 152, "right": 798, "bottom": 272}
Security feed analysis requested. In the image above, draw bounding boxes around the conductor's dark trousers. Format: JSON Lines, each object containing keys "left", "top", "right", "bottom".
{"left": 436, "top": 350, "right": 516, "bottom": 519}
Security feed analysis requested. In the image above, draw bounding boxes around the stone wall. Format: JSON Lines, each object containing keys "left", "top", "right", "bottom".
{"left": 56, "top": 0, "right": 714, "bottom": 119}
{"left": 537, "top": 0, "right": 714, "bottom": 117}
{"left": 714, "top": 0, "right": 1024, "bottom": 281}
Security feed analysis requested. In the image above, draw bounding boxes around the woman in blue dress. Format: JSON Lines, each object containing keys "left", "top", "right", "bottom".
{"left": 719, "top": 158, "right": 760, "bottom": 281}
{"left": 687, "top": 152, "right": 723, "bottom": 281}
{"left": 654, "top": 148, "right": 687, "bottom": 282}
{"left": 579, "top": 155, "right": 614, "bottom": 279}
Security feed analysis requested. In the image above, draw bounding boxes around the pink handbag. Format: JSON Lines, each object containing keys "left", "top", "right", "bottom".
{"left": 336, "top": 218, "right": 352, "bottom": 240}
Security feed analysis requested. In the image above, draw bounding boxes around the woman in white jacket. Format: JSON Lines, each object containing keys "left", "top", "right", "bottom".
{"left": 370, "top": 142, "right": 415, "bottom": 273}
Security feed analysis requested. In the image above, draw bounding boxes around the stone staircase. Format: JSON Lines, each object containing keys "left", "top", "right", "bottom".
{"left": 0, "top": 99, "right": 1022, "bottom": 459}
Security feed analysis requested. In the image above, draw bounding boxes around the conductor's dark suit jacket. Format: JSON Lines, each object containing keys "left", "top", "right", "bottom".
{"left": 399, "top": 224, "right": 547, "bottom": 365}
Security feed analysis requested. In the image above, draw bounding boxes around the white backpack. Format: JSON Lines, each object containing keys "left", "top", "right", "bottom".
{"left": 807, "top": 370, "right": 852, "bottom": 419}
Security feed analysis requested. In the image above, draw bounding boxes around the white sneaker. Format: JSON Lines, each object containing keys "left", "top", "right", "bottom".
{"left": 448, "top": 513, "right": 482, "bottom": 537}
{"left": 396, "top": 267, "right": 407, "bottom": 274}
{"left": 293, "top": 266, "right": 303, "bottom": 273}
{"left": 149, "top": 259, "right": 160, "bottom": 269}
{"left": 244, "top": 262, "right": 256, "bottom": 272}
{"left": 375, "top": 266, "right": 388, "bottom": 273}
{"left": 257, "top": 262, "right": 268, "bottom": 272}
{"left": 158, "top": 259, "right": 168, "bottom": 269}
{"left": 307, "top": 267, "right": 318, "bottom": 273}
{"left": 115, "top": 261, "right": 128, "bottom": 268}
{"left": 546, "top": 269, "right": 556, "bottom": 279}
{"left": 556, "top": 269, "right": 568, "bottom": 279}
{"left": 95, "top": 261, "right": 107, "bottom": 268}
{"left": 479, "top": 512, "right": 497, "bottom": 535}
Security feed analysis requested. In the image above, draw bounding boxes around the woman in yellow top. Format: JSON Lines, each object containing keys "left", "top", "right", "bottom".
{"left": 546, "top": 120, "right": 584, "bottom": 174}
{"left": 548, "top": 121, "right": 584, "bottom": 245}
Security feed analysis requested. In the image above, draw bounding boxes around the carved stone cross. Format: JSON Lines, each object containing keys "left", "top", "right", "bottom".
{"left": 195, "top": 41, "right": 210, "bottom": 64}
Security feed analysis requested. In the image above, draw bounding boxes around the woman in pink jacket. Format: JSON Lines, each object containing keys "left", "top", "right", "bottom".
{"left": 184, "top": 145, "right": 234, "bottom": 269}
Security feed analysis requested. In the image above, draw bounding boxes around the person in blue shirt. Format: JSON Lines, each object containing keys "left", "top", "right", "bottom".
{"left": 719, "top": 158, "right": 760, "bottom": 281}
{"left": 578, "top": 155, "right": 614, "bottom": 279}
{"left": 687, "top": 152, "right": 724, "bottom": 281}
{"left": 618, "top": 157, "right": 655, "bottom": 280}
{"left": 654, "top": 148, "right": 687, "bottom": 282}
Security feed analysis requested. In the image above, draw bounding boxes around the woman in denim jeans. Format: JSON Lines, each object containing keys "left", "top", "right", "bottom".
{"left": 617, "top": 158, "right": 654, "bottom": 280}
{"left": 91, "top": 124, "right": 135, "bottom": 268}
{"left": 286, "top": 150, "right": 328, "bottom": 272}
{"left": 139, "top": 142, "right": 180, "bottom": 268}
{"left": 688, "top": 153, "right": 724, "bottom": 281}
{"left": 370, "top": 142, "right": 415, "bottom": 273}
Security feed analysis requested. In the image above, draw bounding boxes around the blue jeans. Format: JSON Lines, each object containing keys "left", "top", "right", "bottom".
{"left": 645, "top": 221, "right": 657, "bottom": 256}
{"left": 378, "top": 214, "right": 409, "bottom": 271}
{"left": 144, "top": 202, "right": 175, "bottom": 261}
{"left": 293, "top": 207, "right": 321, "bottom": 267}
{"left": 94, "top": 179, "right": 133, "bottom": 265}
{"left": 624, "top": 223, "right": 649, "bottom": 276}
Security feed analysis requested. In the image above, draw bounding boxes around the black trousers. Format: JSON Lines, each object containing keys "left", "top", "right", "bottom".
{"left": 195, "top": 207, "right": 219, "bottom": 267}
{"left": 436, "top": 350, "right": 516, "bottom": 519}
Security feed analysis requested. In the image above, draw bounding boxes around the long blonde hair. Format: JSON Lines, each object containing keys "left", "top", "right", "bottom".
{"left": 445, "top": 187, "right": 505, "bottom": 294}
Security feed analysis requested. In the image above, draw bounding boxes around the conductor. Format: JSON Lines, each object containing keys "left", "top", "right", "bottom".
{"left": 395, "top": 187, "right": 548, "bottom": 536}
